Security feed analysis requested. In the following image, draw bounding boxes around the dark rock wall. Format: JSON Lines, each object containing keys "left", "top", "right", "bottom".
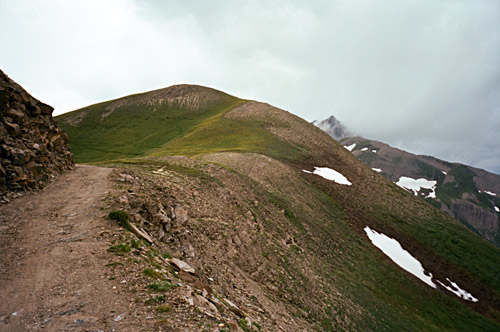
{"left": 0, "top": 70, "right": 73, "bottom": 202}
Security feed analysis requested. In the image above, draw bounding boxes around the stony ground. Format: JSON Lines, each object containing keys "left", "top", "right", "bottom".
{"left": 2, "top": 153, "right": 496, "bottom": 332}
{"left": 0, "top": 164, "right": 274, "bottom": 332}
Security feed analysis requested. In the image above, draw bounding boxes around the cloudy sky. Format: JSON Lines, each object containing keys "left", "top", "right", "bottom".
{"left": 1, "top": 0, "right": 499, "bottom": 174}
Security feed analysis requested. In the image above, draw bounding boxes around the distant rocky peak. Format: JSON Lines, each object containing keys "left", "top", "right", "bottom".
{"left": 312, "top": 115, "right": 355, "bottom": 140}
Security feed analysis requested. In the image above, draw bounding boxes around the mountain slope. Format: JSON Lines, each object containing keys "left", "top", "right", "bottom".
{"left": 311, "top": 115, "right": 500, "bottom": 248}
{"left": 55, "top": 85, "right": 500, "bottom": 331}
{"left": 338, "top": 136, "right": 500, "bottom": 247}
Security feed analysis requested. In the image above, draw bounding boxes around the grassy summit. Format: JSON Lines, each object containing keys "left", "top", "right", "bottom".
{"left": 57, "top": 85, "right": 307, "bottom": 163}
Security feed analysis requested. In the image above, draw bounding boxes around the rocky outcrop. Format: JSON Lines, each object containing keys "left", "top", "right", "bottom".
{"left": 0, "top": 70, "right": 73, "bottom": 203}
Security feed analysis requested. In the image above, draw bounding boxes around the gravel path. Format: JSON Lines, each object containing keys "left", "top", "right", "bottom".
{"left": 0, "top": 165, "right": 145, "bottom": 332}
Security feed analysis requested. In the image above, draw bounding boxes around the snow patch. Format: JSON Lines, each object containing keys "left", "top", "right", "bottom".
{"left": 396, "top": 176, "right": 436, "bottom": 198}
{"left": 485, "top": 191, "right": 497, "bottom": 196}
{"left": 442, "top": 171, "right": 447, "bottom": 175}
{"left": 495, "top": 206, "right": 499, "bottom": 212}
{"left": 361, "top": 147, "right": 368, "bottom": 152}
{"left": 365, "top": 226, "right": 479, "bottom": 302}
{"left": 372, "top": 168, "right": 382, "bottom": 173}
{"left": 372, "top": 149, "right": 377, "bottom": 153}
{"left": 364, "top": 227, "right": 436, "bottom": 288}
{"left": 436, "top": 279, "right": 478, "bottom": 302}
{"left": 344, "top": 143, "right": 356, "bottom": 151}
{"left": 303, "top": 167, "right": 352, "bottom": 186}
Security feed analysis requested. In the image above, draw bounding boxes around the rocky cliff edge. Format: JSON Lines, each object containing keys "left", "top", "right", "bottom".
{"left": 0, "top": 70, "right": 73, "bottom": 203}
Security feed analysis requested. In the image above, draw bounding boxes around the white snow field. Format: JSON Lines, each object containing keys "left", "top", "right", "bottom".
{"left": 396, "top": 176, "right": 437, "bottom": 198}
{"left": 495, "top": 206, "right": 499, "bottom": 212}
{"left": 361, "top": 147, "right": 368, "bottom": 151}
{"left": 372, "top": 168, "right": 382, "bottom": 173}
{"left": 303, "top": 167, "right": 352, "bottom": 186}
{"left": 365, "top": 226, "right": 478, "bottom": 301}
{"left": 364, "top": 226, "right": 436, "bottom": 288}
{"left": 344, "top": 143, "right": 356, "bottom": 151}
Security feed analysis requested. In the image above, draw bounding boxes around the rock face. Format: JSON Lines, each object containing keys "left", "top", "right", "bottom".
{"left": 0, "top": 70, "right": 73, "bottom": 202}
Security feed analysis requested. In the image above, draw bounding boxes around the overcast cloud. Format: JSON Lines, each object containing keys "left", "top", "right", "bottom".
{"left": 1, "top": 0, "right": 499, "bottom": 174}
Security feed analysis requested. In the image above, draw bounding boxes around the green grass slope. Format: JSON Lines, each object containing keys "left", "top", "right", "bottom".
{"left": 57, "top": 85, "right": 500, "bottom": 331}
{"left": 56, "top": 85, "right": 245, "bottom": 163}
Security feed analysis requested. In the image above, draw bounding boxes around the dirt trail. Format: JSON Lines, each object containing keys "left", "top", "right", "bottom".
{"left": 0, "top": 165, "right": 144, "bottom": 331}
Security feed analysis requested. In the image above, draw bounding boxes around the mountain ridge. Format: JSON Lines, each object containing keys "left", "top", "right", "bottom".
{"left": 341, "top": 136, "right": 500, "bottom": 247}
{"left": 313, "top": 115, "right": 500, "bottom": 247}
{"left": 2, "top": 74, "right": 499, "bottom": 330}
{"left": 51, "top": 84, "right": 500, "bottom": 330}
